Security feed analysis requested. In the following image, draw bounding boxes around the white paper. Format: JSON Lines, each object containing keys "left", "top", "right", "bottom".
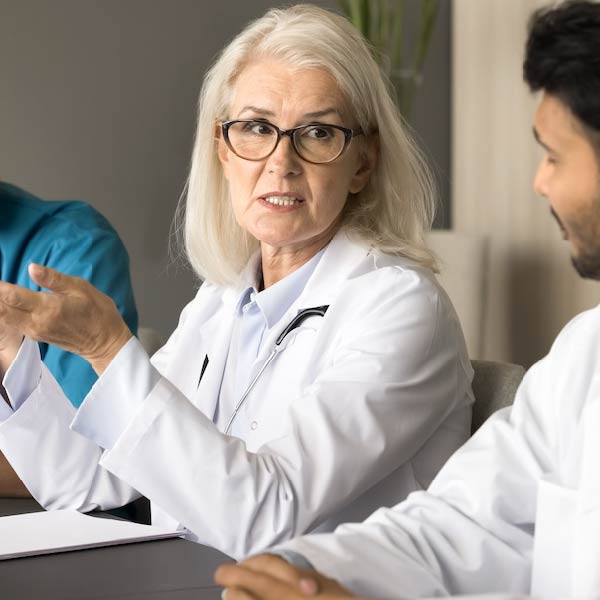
{"left": 0, "top": 509, "right": 182, "bottom": 560}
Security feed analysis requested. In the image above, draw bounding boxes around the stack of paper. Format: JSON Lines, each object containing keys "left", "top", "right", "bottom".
{"left": 0, "top": 509, "right": 182, "bottom": 560}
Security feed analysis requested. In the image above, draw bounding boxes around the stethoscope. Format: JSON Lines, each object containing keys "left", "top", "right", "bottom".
{"left": 222, "top": 305, "right": 329, "bottom": 434}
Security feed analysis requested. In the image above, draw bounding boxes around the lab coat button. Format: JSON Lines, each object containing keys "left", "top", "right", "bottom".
{"left": 250, "top": 421, "right": 258, "bottom": 430}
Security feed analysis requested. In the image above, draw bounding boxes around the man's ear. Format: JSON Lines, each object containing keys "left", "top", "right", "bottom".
{"left": 349, "top": 133, "right": 379, "bottom": 194}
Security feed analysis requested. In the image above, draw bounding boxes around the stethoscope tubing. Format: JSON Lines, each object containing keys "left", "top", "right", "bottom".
{"left": 223, "top": 305, "right": 329, "bottom": 435}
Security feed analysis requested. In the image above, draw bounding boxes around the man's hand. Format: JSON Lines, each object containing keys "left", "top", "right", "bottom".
{"left": 215, "top": 554, "right": 368, "bottom": 600}
{"left": 0, "top": 264, "right": 132, "bottom": 375}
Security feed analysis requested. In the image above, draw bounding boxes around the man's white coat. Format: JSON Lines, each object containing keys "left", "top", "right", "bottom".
{"left": 279, "top": 305, "right": 600, "bottom": 599}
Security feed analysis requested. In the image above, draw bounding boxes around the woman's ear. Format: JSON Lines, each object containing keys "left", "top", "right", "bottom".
{"left": 216, "top": 124, "right": 230, "bottom": 179}
{"left": 349, "top": 133, "right": 379, "bottom": 194}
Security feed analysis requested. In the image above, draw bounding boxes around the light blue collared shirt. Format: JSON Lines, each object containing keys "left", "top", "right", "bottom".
{"left": 214, "top": 249, "right": 325, "bottom": 436}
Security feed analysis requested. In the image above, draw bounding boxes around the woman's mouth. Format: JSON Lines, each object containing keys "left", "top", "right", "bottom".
{"left": 258, "top": 194, "right": 305, "bottom": 211}
{"left": 262, "top": 195, "right": 303, "bottom": 206}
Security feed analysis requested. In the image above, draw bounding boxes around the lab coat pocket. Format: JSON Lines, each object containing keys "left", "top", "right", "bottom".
{"left": 531, "top": 475, "right": 577, "bottom": 599}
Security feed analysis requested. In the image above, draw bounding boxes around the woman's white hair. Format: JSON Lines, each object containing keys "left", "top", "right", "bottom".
{"left": 179, "top": 4, "right": 439, "bottom": 286}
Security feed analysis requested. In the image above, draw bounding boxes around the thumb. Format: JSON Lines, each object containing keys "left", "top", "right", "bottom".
{"left": 28, "top": 263, "right": 78, "bottom": 294}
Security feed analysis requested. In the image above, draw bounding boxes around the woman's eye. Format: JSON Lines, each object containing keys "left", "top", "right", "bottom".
{"left": 305, "top": 126, "right": 334, "bottom": 140}
{"left": 249, "top": 122, "right": 274, "bottom": 135}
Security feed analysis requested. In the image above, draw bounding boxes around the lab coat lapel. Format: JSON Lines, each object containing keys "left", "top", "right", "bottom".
{"left": 193, "top": 308, "right": 236, "bottom": 421}
{"left": 192, "top": 256, "right": 260, "bottom": 418}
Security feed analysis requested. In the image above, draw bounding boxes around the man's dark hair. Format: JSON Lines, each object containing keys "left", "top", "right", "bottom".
{"left": 524, "top": 0, "right": 600, "bottom": 148}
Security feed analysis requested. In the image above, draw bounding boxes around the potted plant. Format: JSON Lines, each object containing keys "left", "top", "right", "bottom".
{"left": 337, "top": 0, "right": 439, "bottom": 117}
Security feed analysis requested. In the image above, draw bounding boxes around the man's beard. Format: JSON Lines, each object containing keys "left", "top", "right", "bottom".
{"left": 552, "top": 204, "right": 600, "bottom": 280}
{"left": 572, "top": 252, "right": 600, "bottom": 280}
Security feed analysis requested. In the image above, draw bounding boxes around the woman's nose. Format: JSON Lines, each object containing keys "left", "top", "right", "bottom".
{"left": 266, "top": 135, "right": 302, "bottom": 176}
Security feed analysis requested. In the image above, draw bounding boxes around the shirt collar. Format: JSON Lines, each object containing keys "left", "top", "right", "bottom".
{"left": 235, "top": 248, "right": 326, "bottom": 328}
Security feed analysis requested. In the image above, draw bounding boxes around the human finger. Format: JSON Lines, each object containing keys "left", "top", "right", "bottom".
{"left": 0, "top": 290, "right": 64, "bottom": 348}
{"left": 241, "top": 554, "right": 310, "bottom": 587}
{"left": 221, "top": 588, "right": 259, "bottom": 600}
{"left": 28, "top": 263, "right": 87, "bottom": 295}
{"left": 0, "top": 281, "right": 41, "bottom": 313}
{"left": 215, "top": 564, "right": 303, "bottom": 600}
{"left": 224, "top": 555, "right": 339, "bottom": 597}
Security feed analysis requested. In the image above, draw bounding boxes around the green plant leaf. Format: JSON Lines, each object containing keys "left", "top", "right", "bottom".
{"left": 337, "top": 0, "right": 439, "bottom": 116}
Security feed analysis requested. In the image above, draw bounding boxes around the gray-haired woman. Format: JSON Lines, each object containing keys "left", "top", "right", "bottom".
{"left": 0, "top": 5, "right": 472, "bottom": 559}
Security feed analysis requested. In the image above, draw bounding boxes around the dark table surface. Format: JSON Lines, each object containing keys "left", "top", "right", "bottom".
{"left": 0, "top": 499, "right": 232, "bottom": 600}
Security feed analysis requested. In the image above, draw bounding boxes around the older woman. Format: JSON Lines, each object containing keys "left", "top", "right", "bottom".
{"left": 0, "top": 5, "right": 472, "bottom": 559}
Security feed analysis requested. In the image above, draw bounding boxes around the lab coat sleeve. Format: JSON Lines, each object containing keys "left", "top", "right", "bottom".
{"left": 0, "top": 337, "right": 41, "bottom": 415}
{"left": 274, "top": 353, "right": 559, "bottom": 599}
{"left": 0, "top": 291, "right": 191, "bottom": 511}
{"left": 0, "top": 354, "right": 141, "bottom": 511}
{"left": 74, "top": 267, "right": 471, "bottom": 559}
{"left": 72, "top": 336, "right": 159, "bottom": 450}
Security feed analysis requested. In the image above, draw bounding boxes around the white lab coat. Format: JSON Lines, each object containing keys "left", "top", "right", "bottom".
{"left": 0, "top": 229, "right": 472, "bottom": 559}
{"left": 278, "top": 304, "right": 600, "bottom": 599}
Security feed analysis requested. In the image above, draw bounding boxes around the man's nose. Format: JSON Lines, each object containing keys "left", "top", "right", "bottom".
{"left": 533, "top": 160, "right": 549, "bottom": 197}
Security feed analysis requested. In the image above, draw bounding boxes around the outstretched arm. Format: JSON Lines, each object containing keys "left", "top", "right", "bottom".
{"left": 0, "top": 265, "right": 139, "bottom": 508}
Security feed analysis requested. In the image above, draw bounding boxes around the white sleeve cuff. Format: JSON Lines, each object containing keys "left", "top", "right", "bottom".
{"left": 71, "top": 336, "right": 160, "bottom": 450}
{"left": 0, "top": 338, "right": 42, "bottom": 420}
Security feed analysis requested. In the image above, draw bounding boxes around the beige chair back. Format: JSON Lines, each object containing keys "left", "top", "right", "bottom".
{"left": 470, "top": 359, "right": 525, "bottom": 433}
{"left": 137, "top": 326, "right": 165, "bottom": 356}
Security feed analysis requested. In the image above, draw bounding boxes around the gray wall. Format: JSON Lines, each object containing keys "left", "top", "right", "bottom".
{"left": 0, "top": 1, "right": 450, "bottom": 337}
{"left": 410, "top": 0, "right": 451, "bottom": 228}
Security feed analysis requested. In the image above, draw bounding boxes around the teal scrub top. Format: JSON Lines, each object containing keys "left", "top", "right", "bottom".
{"left": 0, "top": 182, "right": 138, "bottom": 407}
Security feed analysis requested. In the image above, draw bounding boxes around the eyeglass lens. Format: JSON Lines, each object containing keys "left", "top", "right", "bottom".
{"left": 226, "top": 121, "right": 346, "bottom": 163}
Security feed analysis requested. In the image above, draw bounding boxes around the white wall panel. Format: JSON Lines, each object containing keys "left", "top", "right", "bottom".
{"left": 452, "top": 0, "right": 600, "bottom": 366}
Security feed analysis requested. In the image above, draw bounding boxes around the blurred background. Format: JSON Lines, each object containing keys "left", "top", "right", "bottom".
{"left": 1, "top": 0, "right": 596, "bottom": 367}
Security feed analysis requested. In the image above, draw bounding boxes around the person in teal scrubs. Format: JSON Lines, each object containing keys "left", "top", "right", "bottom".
{"left": 0, "top": 182, "right": 138, "bottom": 407}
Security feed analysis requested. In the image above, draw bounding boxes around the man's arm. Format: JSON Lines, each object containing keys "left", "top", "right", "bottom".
{"left": 221, "top": 354, "right": 558, "bottom": 599}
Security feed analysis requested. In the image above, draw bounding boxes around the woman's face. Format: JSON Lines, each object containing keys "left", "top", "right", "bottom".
{"left": 218, "top": 59, "right": 375, "bottom": 256}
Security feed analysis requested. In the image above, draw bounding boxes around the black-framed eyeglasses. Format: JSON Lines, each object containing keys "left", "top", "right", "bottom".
{"left": 220, "top": 119, "right": 364, "bottom": 164}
